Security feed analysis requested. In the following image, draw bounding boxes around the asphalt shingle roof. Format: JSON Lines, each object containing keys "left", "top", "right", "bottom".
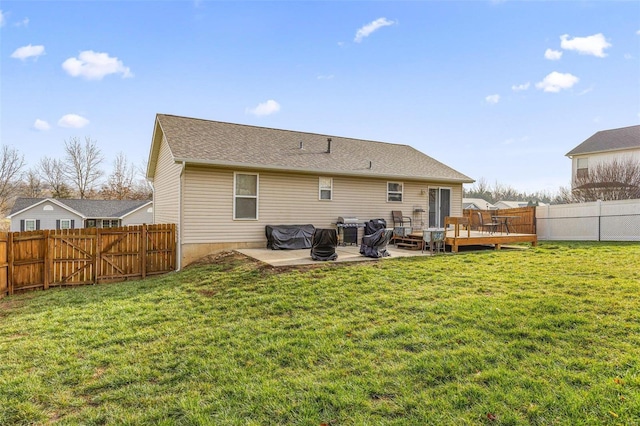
{"left": 566, "top": 125, "right": 640, "bottom": 156}
{"left": 153, "top": 114, "right": 473, "bottom": 183}
{"left": 9, "top": 198, "right": 150, "bottom": 218}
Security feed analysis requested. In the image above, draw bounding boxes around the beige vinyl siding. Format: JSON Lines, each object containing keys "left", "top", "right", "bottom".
{"left": 152, "top": 136, "right": 182, "bottom": 225}
{"left": 181, "top": 165, "right": 463, "bottom": 245}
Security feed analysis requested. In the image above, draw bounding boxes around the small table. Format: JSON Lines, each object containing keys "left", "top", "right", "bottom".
{"left": 492, "top": 216, "right": 518, "bottom": 234}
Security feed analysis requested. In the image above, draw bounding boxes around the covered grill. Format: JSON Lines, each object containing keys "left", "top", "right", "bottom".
{"left": 336, "top": 217, "right": 364, "bottom": 245}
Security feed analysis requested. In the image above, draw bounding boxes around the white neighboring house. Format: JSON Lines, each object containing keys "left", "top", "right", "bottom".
{"left": 494, "top": 200, "right": 546, "bottom": 210}
{"left": 463, "top": 198, "right": 496, "bottom": 210}
{"left": 566, "top": 125, "right": 640, "bottom": 188}
{"left": 7, "top": 198, "right": 153, "bottom": 232}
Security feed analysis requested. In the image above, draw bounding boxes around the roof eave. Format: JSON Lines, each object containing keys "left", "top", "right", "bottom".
{"left": 174, "top": 157, "right": 474, "bottom": 184}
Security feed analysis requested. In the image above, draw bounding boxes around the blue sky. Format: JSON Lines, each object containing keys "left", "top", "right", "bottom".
{"left": 2, "top": 1, "right": 639, "bottom": 194}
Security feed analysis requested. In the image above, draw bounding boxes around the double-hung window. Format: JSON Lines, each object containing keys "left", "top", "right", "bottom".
{"left": 24, "top": 219, "right": 37, "bottom": 231}
{"left": 387, "top": 182, "right": 403, "bottom": 202}
{"left": 576, "top": 158, "right": 588, "bottom": 179}
{"left": 60, "top": 219, "right": 72, "bottom": 229}
{"left": 234, "top": 172, "right": 259, "bottom": 220}
{"left": 319, "top": 177, "right": 333, "bottom": 200}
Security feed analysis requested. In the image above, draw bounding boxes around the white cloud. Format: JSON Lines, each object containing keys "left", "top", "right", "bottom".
{"left": 560, "top": 33, "right": 611, "bottom": 58}
{"left": 0, "top": 10, "right": 5, "bottom": 27}
{"left": 62, "top": 50, "right": 133, "bottom": 80}
{"left": 33, "top": 119, "right": 50, "bottom": 131}
{"left": 246, "top": 100, "right": 281, "bottom": 116}
{"left": 354, "top": 17, "right": 396, "bottom": 43}
{"left": 535, "top": 71, "right": 579, "bottom": 93}
{"left": 485, "top": 94, "right": 500, "bottom": 104}
{"left": 15, "top": 17, "right": 29, "bottom": 27}
{"left": 11, "top": 44, "right": 45, "bottom": 61}
{"left": 544, "top": 48, "right": 562, "bottom": 60}
{"left": 512, "top": 82, "right": 530, "bottom": 92}
{"left": 58, "top": 114, "right": 89, "bottom": 128}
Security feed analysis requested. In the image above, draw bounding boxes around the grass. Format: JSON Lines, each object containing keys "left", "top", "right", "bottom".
{"left": 1, "top": 241, "right": 639, "bottom": 425}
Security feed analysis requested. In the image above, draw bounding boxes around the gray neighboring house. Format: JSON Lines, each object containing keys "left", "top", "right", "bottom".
{"left": 7, "top": 198, "right": 153, "bottom": 232}
{"left": 566, "top": 125, "right": 640, "bottom": 187}
{"left": 146, "top": 113, "right": 474, "bottom": 268}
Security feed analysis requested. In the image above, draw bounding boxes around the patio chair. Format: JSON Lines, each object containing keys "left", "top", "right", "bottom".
{"left": 391, "top": 210, "right": 412, "bottom": 228}
{"left": 477, "top": 211, "right": 499, "bottom": 235}
{"left": 310, "top": 228, "right": 338, "bottom": 261}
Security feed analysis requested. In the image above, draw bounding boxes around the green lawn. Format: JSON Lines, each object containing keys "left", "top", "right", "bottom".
{"left": 1, "top": 242, "right": 639, "bottom": 425}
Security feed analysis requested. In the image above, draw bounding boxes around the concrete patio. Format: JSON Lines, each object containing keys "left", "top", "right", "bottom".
{"left": 236, "top": 245, "right": 435, "bottom": 267}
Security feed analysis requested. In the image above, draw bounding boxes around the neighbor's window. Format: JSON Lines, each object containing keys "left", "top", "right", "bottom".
{"left": 60, "top": 219, "right": 72, "bottom": 229}
{"left": 25, "top": 219, "right": 36, "bottom": 231}
{"left": 387, "top": 182, "right": 403, "bottom": 202}
{"left": 86, "top": 219, "right": 97, "bottom": 228}
{"left": 234, "top": 172, "right": 259, "bottom": 220}
{"left": 319, "top": 177, "right": 333, "bottom": 200}
{"left": 577, "top": 158, "right": 588, "bottom": 179}
{"left": 102, "top": 219, "right": 120, "bottom": 228}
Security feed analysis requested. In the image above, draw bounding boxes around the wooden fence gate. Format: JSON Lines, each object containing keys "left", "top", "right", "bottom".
{"left": 0, "top": 223, "right": 176, "bottom": 298}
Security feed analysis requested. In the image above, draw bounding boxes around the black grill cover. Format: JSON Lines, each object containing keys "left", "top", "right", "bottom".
{"left": 364, "top": 218, "right": 387, "bottom": 235}
{"left": 360, "top": 229, "right": 393, "bottom": 258}
{"left": 310, "top": 228, "right": 338, "bottom": 261}
{"left": 265, "top": 224, "right": 315, "bottom": 250}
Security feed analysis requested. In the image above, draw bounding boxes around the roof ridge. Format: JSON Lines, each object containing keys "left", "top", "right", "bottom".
{"left": 157, "top": 113, "right": 411, "bottom": 148}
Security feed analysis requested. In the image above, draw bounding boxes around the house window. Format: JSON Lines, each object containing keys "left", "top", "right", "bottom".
{"left": 102, "top": 219, "right": 120, "bottom": 228}
{"left": 319, "top": 177, "right": 333, "bottom": 200}
{"left": 86, "top": 219, "right": 97, "bottom": 228}
{"left": 24, "top": 219, "right": 37, "bottom": 231}
{"left": 234, "top": 172, "right": 258, "bottom": 220}
{"left": 387, "top": 182, "right": 403, "bottom": 202}
{"left": 60, "top": 219, "right": 72, "bottom": 229}
{"left": 577, "top": 158, "right": 588, "bottom": 179}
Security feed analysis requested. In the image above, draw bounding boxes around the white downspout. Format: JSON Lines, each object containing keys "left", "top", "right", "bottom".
{"left": 177, "top": 161, "right": 186, "bottom": 271}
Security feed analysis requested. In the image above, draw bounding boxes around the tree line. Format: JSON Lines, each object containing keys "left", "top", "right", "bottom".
{"left": 1, "top": 137, "right": 151, "bottom": 215}
{"left": 465, "top": 157, "right": 640, "bottom": 205}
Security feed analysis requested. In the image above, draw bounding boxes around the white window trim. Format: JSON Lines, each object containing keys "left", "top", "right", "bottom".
{"left": 233, "top": 172, "right": 259, "bottom": 220}
{"left": 319, "top": 177, "right": 333, "bottom": 201}
{"left": 387, "top": 181, "right": 404, "bottom": 202}
{"left": 25, "top": 219, "right": 37, "bottom": 231}
{"left": 60, "top": 219, "right": 72, "bottom": 229}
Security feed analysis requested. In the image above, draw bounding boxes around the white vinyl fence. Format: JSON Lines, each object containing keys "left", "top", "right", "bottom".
{"left": 537, "top": 199, "right": 640, "bottom": 241}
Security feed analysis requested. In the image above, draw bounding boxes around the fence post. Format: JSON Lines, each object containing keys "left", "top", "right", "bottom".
{"left": 7, "top": 232, "right": 13, "bottom": 295}
{"left": 597, "top": 199, "right": 602, "bottom": 241}
{"left": 94, "top": 228, "right": 100, "bottom": 284}
{"left": 141, "top": 224, "right": 147, "bottom": 280}
{"left": 43, "top": 230, "right": 50, "bottom": 290}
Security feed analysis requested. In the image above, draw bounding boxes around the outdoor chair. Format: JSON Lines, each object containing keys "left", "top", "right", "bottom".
{"left": 310, "top": 228, "right": 338, "bottom": 261}
{"left": 391, "top": 210, "right": 412, "bottom": 228}
{"left": 477, "top": 211, "right": 499, "bottom": 235}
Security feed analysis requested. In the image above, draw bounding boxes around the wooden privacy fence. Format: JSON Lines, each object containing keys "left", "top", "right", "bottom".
{"left": 0, "top": 223, "right": 176, "bottom": 298}
{"left": 464, "top": 206, "right": 537, "bottom": 234}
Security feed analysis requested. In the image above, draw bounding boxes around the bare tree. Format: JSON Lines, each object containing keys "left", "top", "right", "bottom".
{"left": 64, "top": 137, "right": 104, "bottom": 199}
{"left": 101, "top": 152, "right": 136, "bottom": 200}
{"left": 39, "top": 157, "right": 72, "bottom": 198}
{"left": 572, "top": 157, "right": 640, "bottom": 202}
{"left": 21, "top": 168, "right": 46, "bottom": 198}
{"left": 0, "top": 145, "right": 26, "bottom": 214}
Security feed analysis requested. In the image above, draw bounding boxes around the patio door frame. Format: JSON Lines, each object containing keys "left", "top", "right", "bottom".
{"left": 428, "top": 187, "right": 452, "bottom": 228}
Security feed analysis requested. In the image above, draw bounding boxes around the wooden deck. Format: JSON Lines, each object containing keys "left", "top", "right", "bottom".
{"left": 445, "top": 229, "right": 538, "bottom": 253}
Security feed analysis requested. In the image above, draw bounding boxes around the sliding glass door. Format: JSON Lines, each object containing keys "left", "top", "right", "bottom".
{"left": 428, "top": 187, "right": 451, "bottom": 228}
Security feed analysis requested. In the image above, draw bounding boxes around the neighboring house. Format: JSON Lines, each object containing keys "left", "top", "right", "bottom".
{"left": 146, "top": 114, "right": 474, "bottom": 268}
{"left": 493, "top": 200, "right": 546, "bottom": 210}
{"left": 7, "top": 198, "right": 153, "bottom": 232}
{"left": 566, "top": 125, "right": 640, "bottom": 187}
{"left": 463, "top": 198, "right": 496, "bottom": 210}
